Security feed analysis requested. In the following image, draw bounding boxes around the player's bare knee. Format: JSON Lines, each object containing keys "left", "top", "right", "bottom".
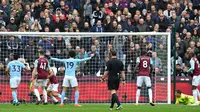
{"left": 192, "top": 86, "right": 197, "bottom": 90}
{"left": 74, "top": 86, "right": 79, "bottom": 91}
{"left": 147, "top": 87, "right": 151, "bottom": 89}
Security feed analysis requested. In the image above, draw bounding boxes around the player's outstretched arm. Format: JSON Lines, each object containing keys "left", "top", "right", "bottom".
{"left": 186, "top": 59, "right": 195, "bottom": 73}
{"left": 50, "top": 57, "right": 64, "bottom": 62}
{"left": 77, "top": 53, "right": 94, "bottom": 62}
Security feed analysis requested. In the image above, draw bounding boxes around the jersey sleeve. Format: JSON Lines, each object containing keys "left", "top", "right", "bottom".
{"left": 51, "top": 57, "right": 65, "bottom": 62}
{"left": 136, "top": 57, "right": 140, "bottom": 63}
{"left": 150, "top": 58, "right": 153, "bottom": 65}
{"left": 34, "top": 60, "right": 38, "bottom": 68}
{"left": 76, "top": 57, "right": 91, "bottom": 62}
{"left": 21, "top": 62, "right": 25, "bottom": 69}
{"left": 187, "top": 59, "right": 195, "bottom": 72}
{"left": 47, "top": 62, "right": 52, "bottom": 72}
{"left": 7, "top": 62, "right": 11, "bottom": 69}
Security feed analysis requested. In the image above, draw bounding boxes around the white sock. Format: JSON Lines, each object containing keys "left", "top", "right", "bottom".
{"left": 58, "top": 94, "right": 61, "bottom": 98}
{"left": 43, "top": 89, "right": 47, "bottom": 103}
{"left": 136, "top": 89, "right": 141, "bottom": 104}
{"left": 51, "top": 96, "right": 58, "bottom": 102}
{"left": 193, "top": 89, "right": 198, "bottom": 103}
{"left": 196, "top": 89, "right": 200, "bottom": 98}
{"left": 34, "top": 89, "right": 41, "bottom": 101}
{"left": 148, "top": 88, "right": 153, "bottom": 103}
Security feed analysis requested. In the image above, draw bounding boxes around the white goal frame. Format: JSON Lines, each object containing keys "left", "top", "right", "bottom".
{"left": 0, "top": 32, "right": 171, "bottom": 104}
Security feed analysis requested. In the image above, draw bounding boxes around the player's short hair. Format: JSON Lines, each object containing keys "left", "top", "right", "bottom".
{"left": 38, "top": 50, "right": 45, "bottom": 55}
{"left": 110, "top": 50, "right": 117, "bottom": 56}
{"left": 69, "top": 50, "right": 76, "bottom": 58}
{"left": 13, "top": 54, "right": 19, "bottom": 60}
{"left": 176, "top": 90, "right": 182, "bottom": 94}
{"left": 188, "top": 51, "right": 195, "bottom": 57}
{"left": 141, "top": 50, "right": 147, "bottom": 56}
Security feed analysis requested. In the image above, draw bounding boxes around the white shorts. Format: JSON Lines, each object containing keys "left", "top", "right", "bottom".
{"left": 192, "top": 75, "right": 200, "bottom": 86}
{"left": 35, "top": 79, "right": 48, "bottom": 87}
{"left": 137, "top": 76, "right": 151, "bottom": 87}
{"left": 62, "top": 76, "right": 78, "bottom": 87}
{"left": 10, "top": 77, "right": 21, "bottom": 88}
{"left": 47, "top": 84, "right": 59, "bottom": 92}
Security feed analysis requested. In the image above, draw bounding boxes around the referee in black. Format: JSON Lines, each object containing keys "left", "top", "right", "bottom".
{"left": 101, "top": 50, "right": 125, "bottom": 110}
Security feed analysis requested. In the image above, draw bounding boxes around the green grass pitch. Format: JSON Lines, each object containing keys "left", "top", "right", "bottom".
{"left": 0, "top": 104, "right": 200, "bottom": 112}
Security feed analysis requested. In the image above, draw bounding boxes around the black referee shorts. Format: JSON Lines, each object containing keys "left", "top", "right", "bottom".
{"left": 108, "top": 78, "right": 120, "bottom": 90}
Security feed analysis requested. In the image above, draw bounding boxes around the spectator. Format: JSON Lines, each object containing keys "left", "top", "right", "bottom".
{"left": 76, "top": 47, "right": 89, "bottom": 76}
{"left": 137, "top": 18, "right": 148, "bottom": 32}
{"left": 25, "top": 39, "right": 37, "bottom": 63}
{"left": 92, "top": 20, "right": 104, "bottom": 32}
{"left": 92, "top": 6, "right": 103, "bottom": 24}
{"left": 113, "top": 24, "right": 126, "bottom": 59}
{"left": 6, "top": 17, "right": 17, "bottom": 31}
{"left": 163, "top": 4, "right": 173, "bottom": 18}
{"left": 84, "top": 0, "right": 93, "bottom": 26}
{"left": 156, "top": 14, "right": 168, "bottom": 32}
{"left": 54, "top": 35, "right": 66, "bottom": 55}
{"left": 6, "top": 36, "right": 20, "bottom": 56}
{"left": 87, "top": 45, "right": 100, "bottom": 75}
{"left": 146, "top": 14, "right": 155, "bottom": 31}
{"left": 38, "top": 37, "right": 52, "bottom": 53}
{"left": 31, "top": 19, "right": 42, "bottom": 32}
{"left": 152, "top": 52, "right": 163, "bottom": 74}
{"left": 111, "top": 0, "right": 121, "bottom": 14}
{"left": 52, "top": 8, "right": 66, "bottom": 22}
{"left": 52, "top": 17, "right": 64, "bottom": 32}
{"left": 141, "top": 0, "right": 151, "bottom": 11}
{"left": 171, "top": 52, "right": 184, "bottom": 76}
{"left": 0, "top": 0, "right": 11, "bottom": 15}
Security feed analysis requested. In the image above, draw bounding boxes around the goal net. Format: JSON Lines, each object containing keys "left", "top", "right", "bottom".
{"left": 0, "top": 32, "right": 171, "bottom": 104}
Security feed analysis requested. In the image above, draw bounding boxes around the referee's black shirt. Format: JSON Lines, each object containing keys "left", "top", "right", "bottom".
{"left": 106, "top": 58, "right": 124, "bottom": 79}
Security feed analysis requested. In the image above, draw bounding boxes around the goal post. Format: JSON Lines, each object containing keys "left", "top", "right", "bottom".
{"left": 0, "top": 32, "right": 171, "bottom": 104}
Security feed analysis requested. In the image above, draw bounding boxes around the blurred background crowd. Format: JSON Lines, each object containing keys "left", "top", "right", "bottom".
{"left": 0, "top": 0, "right": 200, "bottom": 77}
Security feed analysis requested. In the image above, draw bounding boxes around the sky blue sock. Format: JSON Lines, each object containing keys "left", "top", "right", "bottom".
{"left": 12, "top": 91, "right": 18, "bottom": 102}
{"left": 75, "top": 91, "right": 79, "bottom": 104}
{"left": 61, "top": 91, "right": 65, "bottom": 104}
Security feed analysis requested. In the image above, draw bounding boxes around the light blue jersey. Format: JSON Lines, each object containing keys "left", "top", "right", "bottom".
{"left": 51, "top": 57, "right": 91, "bottom": 76}
{"left": 7, "top": 60, "right": 25, "bottom": 78}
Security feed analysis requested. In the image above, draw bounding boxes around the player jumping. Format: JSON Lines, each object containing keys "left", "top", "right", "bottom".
{"left": 133, "top": 50, "right": 155, "bottom": 106}
{"left": 50, "top": 50, "right": 94, "bottom": 107}
{"left": 31, "top": 50, "right": 53, "bottom": 105}
{"left": 5, "top": 54, "right": 30, "bottom": 106}
{"left": 184, "top": 51, "right": 200, "bottom": 105}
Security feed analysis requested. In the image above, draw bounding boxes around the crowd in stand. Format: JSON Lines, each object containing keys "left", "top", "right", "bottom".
{"left": 0, "top": 0, "right": 200, "bottom": 76}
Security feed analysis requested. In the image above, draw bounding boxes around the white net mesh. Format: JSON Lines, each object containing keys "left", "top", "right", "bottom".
{"left": 0, "top": 32, "right": 170, "bottom": 104}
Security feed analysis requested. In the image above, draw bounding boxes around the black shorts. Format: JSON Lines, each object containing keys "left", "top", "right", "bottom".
{"left": 108, "top": 78, "right": 120, "bottom": 90}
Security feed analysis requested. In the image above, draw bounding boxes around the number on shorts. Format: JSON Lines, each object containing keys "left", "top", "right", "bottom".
{"left": 143, "top": 61, "right": 148, "bottom": 68}
{"left": 66, "top": 62, "right": 74, "bottom": 69}
{"left": 40, "top": 62, "right": 47, "bottom": 70}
